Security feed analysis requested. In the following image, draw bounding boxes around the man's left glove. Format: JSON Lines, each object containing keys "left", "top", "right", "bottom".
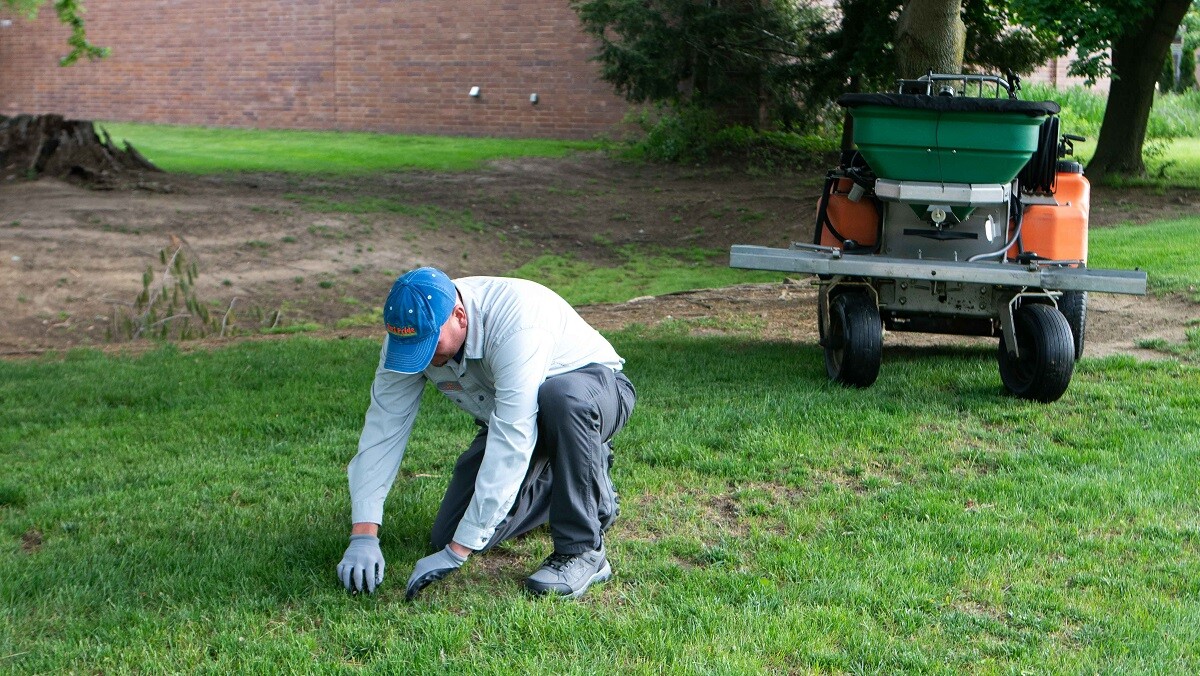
{"left": 405, "top": 545, "right": 468, "bottom": 600}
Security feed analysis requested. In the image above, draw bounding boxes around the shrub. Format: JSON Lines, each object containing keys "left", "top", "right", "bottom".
{"left": 626, "top": 105, "right": 836, "bottom": 169}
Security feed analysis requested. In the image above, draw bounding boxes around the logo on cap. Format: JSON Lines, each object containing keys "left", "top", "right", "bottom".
{"left": 386, "top": 323, "right": 418, "bottom": 337}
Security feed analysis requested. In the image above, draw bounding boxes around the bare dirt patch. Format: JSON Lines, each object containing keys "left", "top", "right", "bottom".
{"left": 1, "top": 153, "right": 1196, "bottom": 359}
{"left": 20, "top": 528, "right": 43, "bottom": 554}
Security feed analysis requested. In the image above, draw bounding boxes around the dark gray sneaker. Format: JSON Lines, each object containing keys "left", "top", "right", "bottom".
{"left": 525, "top": 547, "right": 612, "bottom": 599}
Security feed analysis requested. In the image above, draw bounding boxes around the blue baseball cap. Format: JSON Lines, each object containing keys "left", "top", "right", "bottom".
{"left": 382, "top": 267, "right": 457, "bottom": 373}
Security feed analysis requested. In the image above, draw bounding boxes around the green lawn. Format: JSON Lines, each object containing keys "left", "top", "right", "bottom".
{"left": 1149, "top": 136, "right": 1200, "bottom": 186}
{"left": 1090, "top": 216, "right": 1200, "bottom": 301}
{"left": 100, "top": 122, "right": 603, "bottom": 174}
{"left": 1072, "top": 137, "right": 1200, "bottom": 188}
{"left": 2, "top": 334, "right": 1198, "bottom": 672}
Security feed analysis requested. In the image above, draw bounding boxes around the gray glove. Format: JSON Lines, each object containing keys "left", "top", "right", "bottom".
{"left": 337, "top": 534, "right": 385, "bottom": 594}
{"left": 405, "top": 545, "right": 467, "bottom": 600}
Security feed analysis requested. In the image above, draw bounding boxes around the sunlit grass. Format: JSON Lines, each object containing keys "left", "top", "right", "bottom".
{"left": 1022, "top": 85, "right": 1200, "bottom": 142}
{"left": 1018, "top": 86, "right": 1200, "bottom": 188}
{"left": 99, "top": 122, "right": 604, "bottom": 174}
{"left": 1090, "top": 217, "right": 1200, "bottom": 300}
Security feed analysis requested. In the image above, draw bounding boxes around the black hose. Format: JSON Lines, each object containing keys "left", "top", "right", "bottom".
{"left": 1018, "top": 116, "right": 1059, "bottom": 194}
{"left": 815, "top": 173, "right": 852, "bottom": 246}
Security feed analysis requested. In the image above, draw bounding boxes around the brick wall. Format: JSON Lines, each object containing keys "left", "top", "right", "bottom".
{"left": 1025, "top": 53, "right": 1111, "bottom": 92}
{"left": 0, "top": 0, "right": 630, "bottom": 139}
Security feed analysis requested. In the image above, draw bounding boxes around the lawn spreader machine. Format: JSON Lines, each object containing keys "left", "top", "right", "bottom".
{"left": 731, "top": 74, "right": 1148, "bottom": 402}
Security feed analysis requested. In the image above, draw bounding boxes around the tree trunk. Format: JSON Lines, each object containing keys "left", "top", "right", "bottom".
{"left": 894, "top": 0, "right": 965, "bottom": 79}
{"left": 0, "top": 114, "right": 159, "bottom": 184}
{"left": 1086, "top": 0, "right": 1193, "bottom": 181}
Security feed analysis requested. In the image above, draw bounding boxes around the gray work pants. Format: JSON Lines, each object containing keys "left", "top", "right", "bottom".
{"left": 430, "top": 363, "right": 636, "bottom": 555}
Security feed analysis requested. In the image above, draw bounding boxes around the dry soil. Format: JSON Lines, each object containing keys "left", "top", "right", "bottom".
{"left": 1, "top": 153, "right": 1197, "bottom": 361}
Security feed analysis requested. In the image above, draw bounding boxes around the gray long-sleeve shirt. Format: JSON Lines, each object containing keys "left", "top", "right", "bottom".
{"left": 347, "top": 276, "right": 624, "bottom": 550}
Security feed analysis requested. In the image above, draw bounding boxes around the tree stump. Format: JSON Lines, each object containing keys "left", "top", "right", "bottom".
{"left": 0, "top": 114, "right": 159, "bottom": 184}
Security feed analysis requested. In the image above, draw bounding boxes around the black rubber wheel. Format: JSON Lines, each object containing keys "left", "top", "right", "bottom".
{"left": 824, "top": 291, "right": 882, "bottom": 387}
{"left": 817, "top": 289, "right": 829, "bottom": 345}
{"left": 1058, "top": 290, "right": 1087, "bottom": 360}
{"left": 997, "top": 303, "right": 1076, "bottom": 402}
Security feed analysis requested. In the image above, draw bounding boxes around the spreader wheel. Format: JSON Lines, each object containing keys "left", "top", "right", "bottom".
{"left": 997, "top": 303, "right": 1075, "bottom": 402}
{"left": 824, "top": 291, "right": 882, "bottom": 387}
{"left": 1058, "top": 290, "right": 1087, "bottom": 360}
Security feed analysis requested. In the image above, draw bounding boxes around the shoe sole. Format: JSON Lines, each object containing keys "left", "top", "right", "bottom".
{"left": 527, "top": 560, "right": 613, "bottom": 600}
{"left": 564, "top": 560, "right": 612, "bottom": 600}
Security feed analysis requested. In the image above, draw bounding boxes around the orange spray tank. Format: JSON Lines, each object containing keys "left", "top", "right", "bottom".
{"left": 817, "top": 177, "right": 879, "bottom": 249}
{"left": 1009, "top": 161, "right": 1090, "bottom": 263}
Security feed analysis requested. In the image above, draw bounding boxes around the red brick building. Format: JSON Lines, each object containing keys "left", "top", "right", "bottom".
{"left": 0, "top": 1, "right": 630, "bottom": 139}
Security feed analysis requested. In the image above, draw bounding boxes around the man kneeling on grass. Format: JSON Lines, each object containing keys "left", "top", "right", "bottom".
{"left": 337, "top": 267, "right": 636, "bottom": 600}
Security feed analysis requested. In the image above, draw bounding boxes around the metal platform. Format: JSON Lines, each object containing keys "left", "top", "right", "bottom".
{"left": 730, "top": 244, "right": 1148, "bottom": 295}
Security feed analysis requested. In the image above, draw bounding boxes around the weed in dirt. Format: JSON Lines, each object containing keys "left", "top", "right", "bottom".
{"left": 104, "top": 239, "right": 291, "bottom": 341}
{"left": 308, "top": 224, "right": 347, "bottom": 240}
{"left": 249, "top": 205, "right": 291, "bottom": 215}
{"left": 106, "top": 238, "right": 215, "bottom": 340}
{"left": 100, "top": 222, "right": 142, "bottom": 236}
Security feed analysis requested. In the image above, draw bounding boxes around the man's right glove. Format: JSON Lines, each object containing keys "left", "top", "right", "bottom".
{"left": 405, "top": 545, "right": 467, "bottom": 600}
{"left": 337, "top": 534, "right": 386, "bottom": 594}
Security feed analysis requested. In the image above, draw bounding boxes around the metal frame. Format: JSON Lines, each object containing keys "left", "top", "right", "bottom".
{"left": 898, "top": 73, "right": 1016, "bottom": 99}
{"left": 729, "top": 244, "right": 1147, "bottom": 296}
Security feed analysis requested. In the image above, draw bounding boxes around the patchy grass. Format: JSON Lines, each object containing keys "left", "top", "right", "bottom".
{"left": 1138, "top": 323, "right": 1200, "bottom": 362}
{"left": 511, "top": 247, "right": 783, "bottom": 305}
{"left": 1, "top": 333, "right": 1198, "bottom": 672}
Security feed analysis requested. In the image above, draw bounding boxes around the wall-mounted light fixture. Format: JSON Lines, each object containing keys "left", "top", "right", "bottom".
{"left": 529, "top": 93, "right": 539, "bottom": 105}
{"left": 469, "top": 86, "right": 481, "bottom": 98}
